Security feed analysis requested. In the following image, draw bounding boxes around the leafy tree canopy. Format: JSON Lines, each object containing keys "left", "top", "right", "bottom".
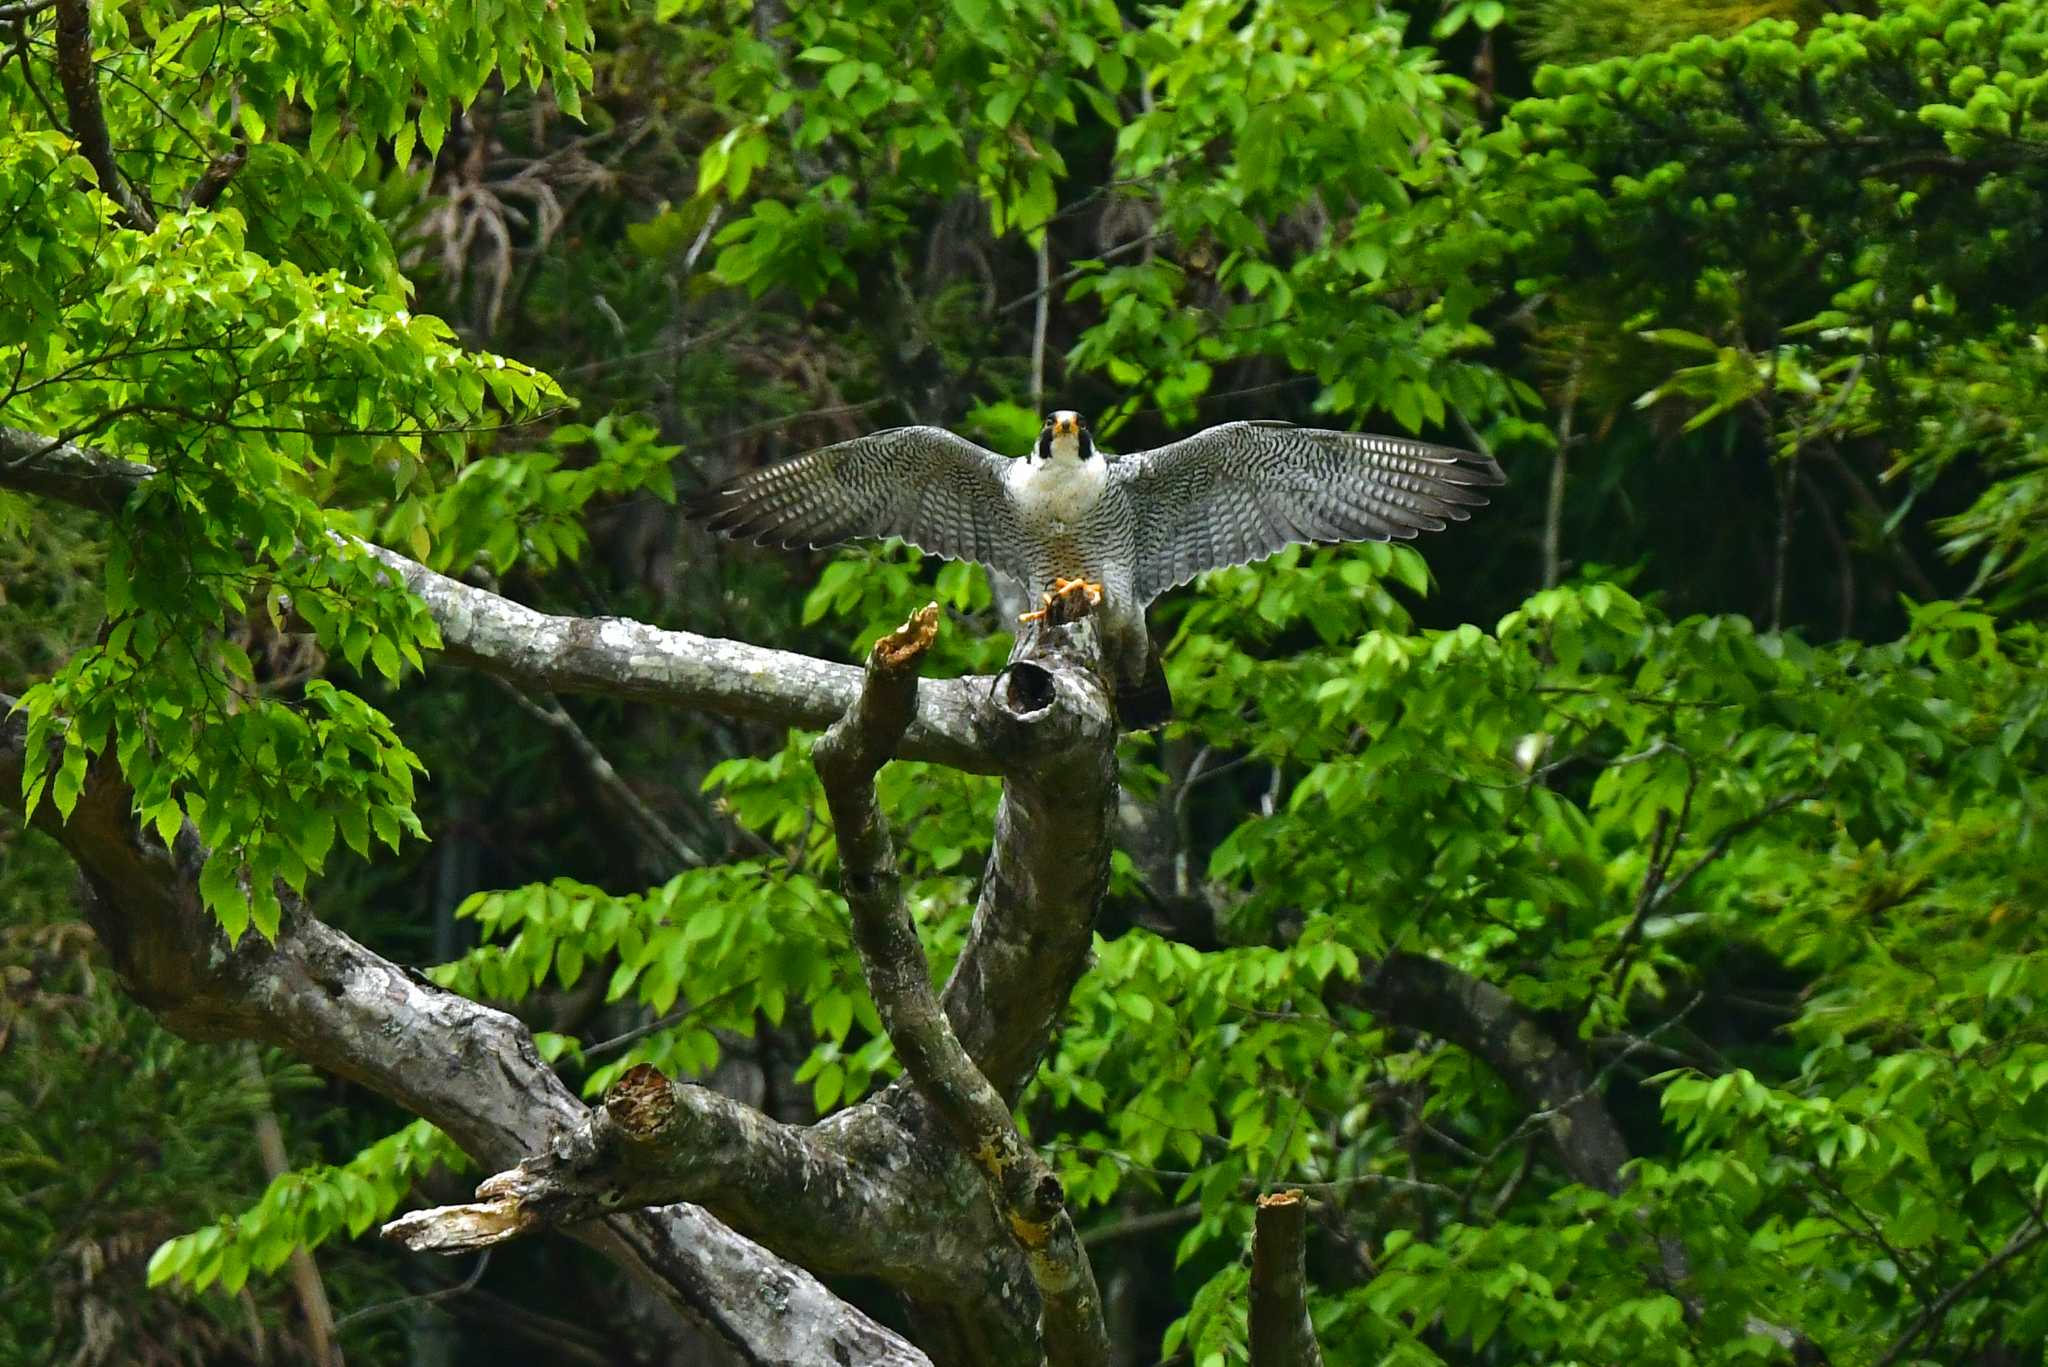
{"left": 4, "top": 0, "right": 2047, "bottom": 1362}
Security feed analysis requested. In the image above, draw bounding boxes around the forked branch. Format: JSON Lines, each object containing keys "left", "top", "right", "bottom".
{"left": 812, "top": 604, "right": 1110, "bottom": 1366}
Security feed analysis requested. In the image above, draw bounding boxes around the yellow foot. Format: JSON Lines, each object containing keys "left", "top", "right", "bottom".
{"left": 1018, "top": 577, "right": 1104, "bottom": 627}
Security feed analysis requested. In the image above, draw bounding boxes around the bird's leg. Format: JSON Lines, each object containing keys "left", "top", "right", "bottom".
{"left": 1018, "top": 576, "right": 1104, "bottom": 627}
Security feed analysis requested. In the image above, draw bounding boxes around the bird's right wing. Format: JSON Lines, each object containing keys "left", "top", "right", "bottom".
{"left": 700, "top": 426, "right": 1024, "bottom": 570}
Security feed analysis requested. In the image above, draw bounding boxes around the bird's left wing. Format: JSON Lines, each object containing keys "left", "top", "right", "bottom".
{"left": 1110, "top": 421, "right": 1505, "bottom": 603}
{"left": 701, "top": 426, "right": 1023, "bottom": 570}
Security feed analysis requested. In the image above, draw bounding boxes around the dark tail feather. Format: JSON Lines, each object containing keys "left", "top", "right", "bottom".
{"left": 1117, "top": 643, "right": 1173, "bottom": 731}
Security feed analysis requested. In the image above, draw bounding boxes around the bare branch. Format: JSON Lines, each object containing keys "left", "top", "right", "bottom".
{"left": 1655, "top": 786, "right": 1821, "bottom": 912}
{"left": 1080, "top": 1204, "right": 1201, "bottom": 1249}
{"left": 383, "top": 1201, "right": 536, "bottom": 1252}
{"left": 363, "top": 539, "right": 998, "bottom": 770}
{"left": 1603, "top": 806, "right": 1676, "bottom": 979}
{"left": 1543, "top": 365, "right": 1580, "bottom": 591}
{"left": 1873, "top": 1215, "right": 2044, "bottom": 1367}
{"left": 1, "top": 422, "right": 1127, "bottom": 1364}
{"left": 1249, "top": 1190, "right": 1324, "bottom": 1367}
{"left": 938, "top": 617, "right": 1120, "bottom": 1094}
{"left": 813, "top": 605, "right": 1110, "bottom": 1366}
{"left": 185, "top": 143, "right": 248, "bottom": 211}
{"left": 242, "top": 1047, "right": 338, "bottom": 1367}
{"left": 491, "top": 676, "right": 703, "bottom": 870}
{"left": 51, "top": 0, "right": 155, "bottom": 231}
{"left": 375, "top": 604, "right": 1125, "bottom": 1363}
{"left": 0, "top": 424, "right": 996, "bottom": 771}
{"left": 381, "top": 1063, "right": 908, "bottom": 1277}
{"left": 331, "top": 1252, "right": 492, "bottom": 1332}
{"left": 1344, "top": 952, "right": 1635, "bottom": 1196}
{"left": 997, "top": 232, "right": 1164, "bottom": 316}
{"left": 0, "top": 425, "right": 152, "bottom": 513}
{"left": 0, "top": 696, "right": 930, "bottom": 1367}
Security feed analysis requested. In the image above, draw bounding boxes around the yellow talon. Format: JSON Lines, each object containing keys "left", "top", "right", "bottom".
{"left": 1019, "top": 577, "right": 1105, "bottom": 627}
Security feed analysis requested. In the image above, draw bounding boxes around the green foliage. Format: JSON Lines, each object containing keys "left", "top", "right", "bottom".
{"left": 11, "top": 0, "right": 2048, "bottom": 1358}
{"left": 1465, "top": 0, "right": 2048, "bottom": 612}
{"left": 376, "top": 415, "right": 680, "bottom": 573}
{"left": 419, "top": 684, "right": 1000, "bottom": 1101}
{"left": 0, "top": 872, "right": 398, "bottom": 1359}
{"left": 427, "top": 863, "right": 892, "bottom": 1100}
{"left": 0, "top": 0, "right": 615, "bottom": 938}
{"left": 1516, "top": 0, "right": 1817, "bottom": 66}
{"left": 1033, "top": 582, "right": 2048, "bottom": 1363}
{"left": 148, "top": 1121, "right": 467, "bottom": 1297}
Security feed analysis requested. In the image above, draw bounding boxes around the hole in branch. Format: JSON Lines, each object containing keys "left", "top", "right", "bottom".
{"left": 1002, "top": 661, "right": 1056, "bottom": 715}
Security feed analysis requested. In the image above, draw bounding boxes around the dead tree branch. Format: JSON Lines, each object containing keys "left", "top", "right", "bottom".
{"left": 381, "top": 1061, "right": 909, "bottom": 1277}
{"left": 937, "top": 613, "right": 1119, "bottom": 1095}
{"left": 813, "top": 604, "right": 1109, "bottom": 1365}
{"left": 0, "top": 698, "right": 930, "bottom": 1367}
{"left": 365, "top": 605, "right": 1120, "bottom": 1365}
{"left": 0, "top": 424, "right": 993, "bottom": 770}
{"left": 0, "top": 413, "right": 1130, "bottom": 1361}
{"left": 1249, "top": 1190, "right": 1324, "bottom": 1367}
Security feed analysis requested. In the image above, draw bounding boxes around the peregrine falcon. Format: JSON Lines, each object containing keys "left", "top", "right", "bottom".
{"left": 702, "top": 411, "right": 1504, "bottom": 727}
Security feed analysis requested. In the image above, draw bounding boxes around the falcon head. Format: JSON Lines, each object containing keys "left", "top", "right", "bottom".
{"left": 1038, "top": 410, "right": 1093, "bottom": 463}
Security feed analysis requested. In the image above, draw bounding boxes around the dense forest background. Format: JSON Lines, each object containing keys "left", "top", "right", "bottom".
{"left": 5, "top": 0, "right": 2048, "bottom": 1362}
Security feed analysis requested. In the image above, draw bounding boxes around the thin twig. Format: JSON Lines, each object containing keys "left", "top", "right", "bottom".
{"left": 491, "top": 677, "right": 702, "bottom": 872}
{"left": 1030, "top": 233, "right": 1051, "bottom": 410}
{"left": 1544, "top": 365, "right": 1580, "bottom": 590}
{"left": 331, "top": 1252, "right": 491, "bottom": 1331}
{"left": 1079, "top": 1204, "right": 1199, "bottom": 1248}
{"left": 1477, "top": 993, "right": 1706, "bottom": 1176}
{"left": 1654, "top": 787, "right": 1821, "bottom": 913}
{"left": 998, "top": 232, "right": 1163, "bottom": 316}
{"left": 240, "top": 1048, "right": 338, "bottom": 1365}
{"left": 580, "top": 979, "right": 754, "bottom": 1062}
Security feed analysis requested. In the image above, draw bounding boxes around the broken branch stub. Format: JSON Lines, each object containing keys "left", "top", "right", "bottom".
{"left": 1250, "top": 1190, "right": 1324, "bottom": 1367}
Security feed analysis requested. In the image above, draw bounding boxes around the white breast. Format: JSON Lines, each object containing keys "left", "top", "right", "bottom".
{"left": 1007, "top": 454, "right": 1108, "bottom": 531}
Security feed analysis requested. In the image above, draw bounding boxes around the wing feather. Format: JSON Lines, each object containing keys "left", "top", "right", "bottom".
{"left": 1112, "top": 422, "right": 1505, "bottom": 602}
{"left": 700, "top": 426, "right": 1023, "bottom": 572}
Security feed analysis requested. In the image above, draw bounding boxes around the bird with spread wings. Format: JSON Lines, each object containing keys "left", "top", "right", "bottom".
{"left": 701, "top": 410, "right": 1504, "bottom": 727}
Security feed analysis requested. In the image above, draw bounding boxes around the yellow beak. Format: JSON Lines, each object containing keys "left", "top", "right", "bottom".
{"left": 1052, "top": 415, "right": 1080, "bottom": 438}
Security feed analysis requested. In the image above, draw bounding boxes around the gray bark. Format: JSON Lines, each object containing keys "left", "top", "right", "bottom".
{"left": 0, "top": 426, "right": 1126, "bottom": 1362}
{"left": 813, "top": 605, "right": 1108, "bottom": 1364}
{"left": 371, "top": 608, "right": 1124, "bottom": 1366}
{"left": 0, "top": 426, "right": 993, "bottom": 772}
{"left": 0, "top": 698, "right": 928, "bottom": 1366}
{"left": 1249, "top": 1191, "right": 1323, "bottom": 1367}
